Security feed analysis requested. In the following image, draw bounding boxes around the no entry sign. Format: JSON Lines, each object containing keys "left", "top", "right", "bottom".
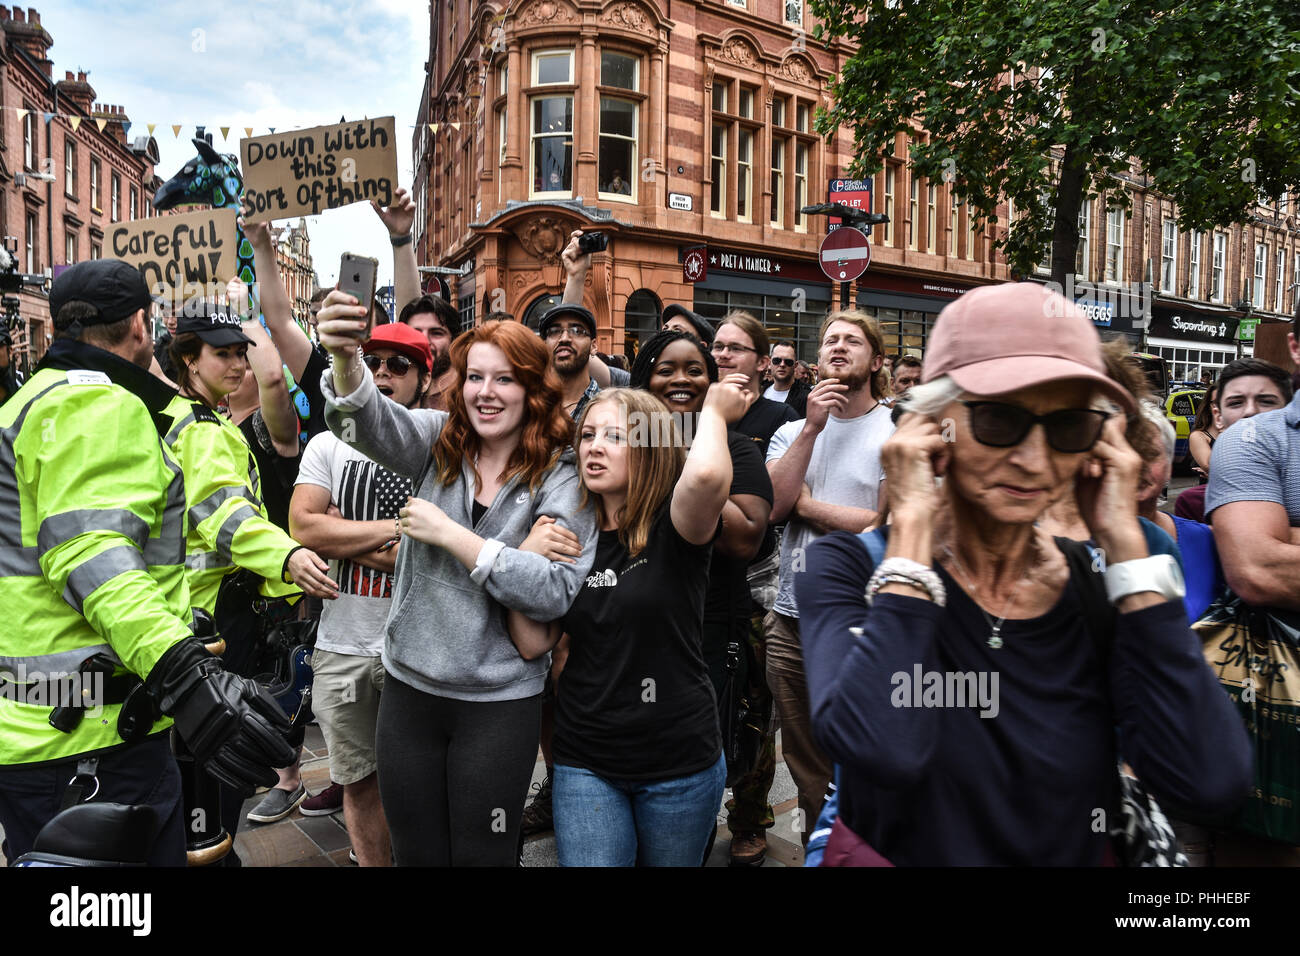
{"left": 819, "top": 226, "right": 870, "bottom": 282}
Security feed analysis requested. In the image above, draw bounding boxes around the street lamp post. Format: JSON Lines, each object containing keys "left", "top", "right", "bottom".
{"left": 800, "top": 203, "right": 890, "bottom": 308}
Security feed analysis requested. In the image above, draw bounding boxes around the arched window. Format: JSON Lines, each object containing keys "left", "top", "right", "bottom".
{"left": 623, "top": 288, "right": 660, "bottom": 358}
{"left": 523, "top": 293, "right": 563, "bottom": 330}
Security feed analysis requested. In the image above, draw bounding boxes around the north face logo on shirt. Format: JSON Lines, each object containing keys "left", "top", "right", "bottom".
{"left": 585, "top": 568, "right": 619, "bottom": 588}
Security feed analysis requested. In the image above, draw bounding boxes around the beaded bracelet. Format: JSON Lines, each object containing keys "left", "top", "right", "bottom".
{"left": 865, "top": 557, "right": 947, "bottom": 607}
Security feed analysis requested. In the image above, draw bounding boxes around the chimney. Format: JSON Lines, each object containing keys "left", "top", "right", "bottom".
{"left": 56, "top": 70, "right": 96, "bottom": 114}
{"left": 2, "top": 5, "right": 53, "bottom": 59}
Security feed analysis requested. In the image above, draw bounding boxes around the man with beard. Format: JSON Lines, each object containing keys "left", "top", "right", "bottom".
{"left": 154, "top": 305, "right": 179, "bottom": 380}
{"left": 764, "top": 311, "right": 894, "bottom": 844}
{"left": 398, "top": 294, "right": 459, "bottom": 411}
{"left": 538, "top": 302, "right": 604, "bottom": 422}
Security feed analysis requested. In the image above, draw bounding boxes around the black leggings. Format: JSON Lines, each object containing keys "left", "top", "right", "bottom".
{"left": 376, "top": 672, "right": 541, "bottom": 866}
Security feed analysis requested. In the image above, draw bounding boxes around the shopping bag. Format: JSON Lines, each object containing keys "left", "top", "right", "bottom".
{"left": 1195, "top": 595, "right": 1300, "bottom": 845}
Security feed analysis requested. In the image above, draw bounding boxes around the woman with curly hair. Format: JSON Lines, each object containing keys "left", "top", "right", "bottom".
{"left": 317, "top": 299, "right": 599, "bottom": 866}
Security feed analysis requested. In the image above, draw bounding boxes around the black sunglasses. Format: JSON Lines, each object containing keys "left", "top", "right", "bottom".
{"left": 771, "top": 357, "right": 796, "bottom": 367}
{"left": 363, "top": 354, "right": 416, "bottom": 376}
{"left": 962, "top": 401, "right": 1109, "bottom": 454}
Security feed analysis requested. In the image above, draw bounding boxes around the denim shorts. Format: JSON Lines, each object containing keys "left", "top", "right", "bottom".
{"left": 553, "top": 752, "right": 726, "bottom": 867}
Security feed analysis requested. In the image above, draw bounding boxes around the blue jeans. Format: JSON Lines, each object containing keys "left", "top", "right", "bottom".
{"left": 553, "top": 752, "right": 726, "bottom": 867}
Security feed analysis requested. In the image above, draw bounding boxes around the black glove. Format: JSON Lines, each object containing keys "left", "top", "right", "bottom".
{"left": 145, "top": 638, "right": 297, "bottom": 798}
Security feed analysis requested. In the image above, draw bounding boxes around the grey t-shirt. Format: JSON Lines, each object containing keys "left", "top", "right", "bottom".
{"left": 767, "top": 404, "right": 895, "bottom": 617}
{"left": 1205, "top": 391, "right": 1300, "bottom": 526}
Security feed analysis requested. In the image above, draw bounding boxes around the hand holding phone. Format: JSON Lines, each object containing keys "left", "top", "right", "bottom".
{"left": 337, "top": 253, "right": 379, "bottom": 339}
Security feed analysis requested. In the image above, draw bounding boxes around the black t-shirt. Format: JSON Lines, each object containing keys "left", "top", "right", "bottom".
{"left": 702, "top": 431, "right": 772, "bottom": 621}
{"left": 555, "top": 503, "right": 722, "bottom": 781}
{"left": 238, "top": 412, "right": 298, "bottom": 532}
{"left": 299, "top": 345, "right": 330, "bottom": 441}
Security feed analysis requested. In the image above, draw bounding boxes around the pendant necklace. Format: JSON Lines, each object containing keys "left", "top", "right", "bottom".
{"left": 941, "top": 545, "right": 1030, "bottom": 649}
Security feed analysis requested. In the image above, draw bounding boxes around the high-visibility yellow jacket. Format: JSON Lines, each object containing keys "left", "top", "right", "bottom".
{"left": 0, "top": 342, "right": 192, "bottom": 767}
{"left": 161, "top": 394, "right": 300, "bottom": 614}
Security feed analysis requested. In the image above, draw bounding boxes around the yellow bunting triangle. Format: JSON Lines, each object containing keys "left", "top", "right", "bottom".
{"left": 16, "top": 108, "right": 27, "bottom": 121}
{"left": 430, "top": 123, "right": 438, "bottom": 132}
{"left": 451, "top": 122, "right": 462, "bottom": 131}
{"left": 95, "top": 117, "right": 108, "bottom": 133}
{"left": 220, "top": 126, "right": 230, "bottom": 140}
{"left": 244, "top": 127, "right": 253, "bottom": 138}
{"left": 147, "top": 123, "right": 157, "bottom": 135}
{"left": 69, "top": 116, "right": 82, "bottom": 132}
{"left": 171, "top": 124, "right": 182, "bottom": 137}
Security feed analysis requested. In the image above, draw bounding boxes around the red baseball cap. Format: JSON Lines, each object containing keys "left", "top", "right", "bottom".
{"left": 363, "top": 322, "right": 433, "bottom": 374}
{"left": 922, "top": 282, "right": 1136, "bottom": 413}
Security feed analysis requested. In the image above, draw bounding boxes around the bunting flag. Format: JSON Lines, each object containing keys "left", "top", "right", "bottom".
{"left": 220, "top": 126, "right": 230, "bottom": 140}
{"left": 244, "top": 126, "right": 253, "bottom": 137}
{"left": 42, "top": 112, "right": 54, "bottom": 124}
{"left": 69, "top": 116, "right": 82, "bottom": 132}
{"left": 430, "top": 123, "right": 439, "bottom": 132}
{"left": 450, "top": 122, "right": 461, "bottom": 131}
{"left": 268, "top": 127, "right": 276, "bottom": 134}
{"left": 171, "top": 124, "right": 182, "bottom": 137}
{"left": 15, "top": 108, "right": 27, "bottom": 121}
{"left": 95, "top": 117, "right": 108, "bottom": 133}
{"left": 147, "top": 123, "right": 156, "bottom": 135}
{"left": 122, "top": 122, "right": 131, "bottom": 138}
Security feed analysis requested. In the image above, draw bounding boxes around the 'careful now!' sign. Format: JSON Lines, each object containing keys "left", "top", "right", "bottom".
{"left": 106, "top": 208, "right": 238, "bottom": 293}
{"left": 240, "top": 118, "right": 398, "bottom": 223}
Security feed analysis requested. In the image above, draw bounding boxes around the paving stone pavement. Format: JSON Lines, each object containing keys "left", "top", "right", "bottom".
{"left": 2, "top": 721, "right": 808, "bottom": 868}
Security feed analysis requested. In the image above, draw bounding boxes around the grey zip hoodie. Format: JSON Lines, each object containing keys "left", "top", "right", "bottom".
{"left": 323, "top": 370, "right": 598, "bottom": 702}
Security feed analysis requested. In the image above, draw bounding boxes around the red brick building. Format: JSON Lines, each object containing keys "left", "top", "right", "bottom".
{"left": 270, "top": 217, "right": 318, "bottom": 328}
{"left": 414, "top": 1, "right": 1296, "bottom": 376}
{"left": 0, "top": 6, "right": 159, "bottom": 371}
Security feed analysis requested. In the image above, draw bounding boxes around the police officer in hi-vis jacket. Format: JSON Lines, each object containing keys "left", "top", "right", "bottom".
{"left": 0, "top": 260, "right": 296, "bottom": 865}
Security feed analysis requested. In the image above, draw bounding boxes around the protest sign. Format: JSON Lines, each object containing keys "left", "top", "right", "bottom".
{"left": 106, "top": 207, "right": 237, "bottom": 297}
{"left": 240, "top": 117, "right": 398, "bottom": 223}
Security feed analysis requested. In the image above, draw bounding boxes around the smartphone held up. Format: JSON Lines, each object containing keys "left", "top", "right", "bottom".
{"left": 337, "top": 252, "right": 379, "bottom": 338}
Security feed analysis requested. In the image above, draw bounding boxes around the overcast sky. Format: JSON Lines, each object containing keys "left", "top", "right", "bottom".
{"left": 35, "top": 0, "right": 428, "bottom": 287}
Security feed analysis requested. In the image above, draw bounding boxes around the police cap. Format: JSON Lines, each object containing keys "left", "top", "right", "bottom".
{"left": 175, "top": 301, "right": 256, "bottom": 347}
{"left": 49, "top": 259, "right": 153, "bottom": 333}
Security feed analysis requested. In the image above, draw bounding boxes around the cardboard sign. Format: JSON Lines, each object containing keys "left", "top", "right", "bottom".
{"left": 106, "top": 207, "right": 237, "bottom": 293}
{"left": 240, "top": 117, "right": 398, "bottom": 223}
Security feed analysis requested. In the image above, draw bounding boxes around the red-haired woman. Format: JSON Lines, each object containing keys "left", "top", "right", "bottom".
{"left": 317, "top": 297, "right": 598, "bottom": 866}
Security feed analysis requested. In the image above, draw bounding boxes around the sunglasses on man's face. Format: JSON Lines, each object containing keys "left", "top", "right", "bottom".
{"left": 771, "top": 357, "right": 796, "bottom": 367}
{"left": 962, "top": 401, "right": 1109, "bottom": 454}
{"left": 363, "top": 354, "right": 416, "bottom": 376}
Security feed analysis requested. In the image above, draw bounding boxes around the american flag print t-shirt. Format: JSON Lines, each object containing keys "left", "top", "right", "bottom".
{"left": 296, "top": 431, "right": 412, "bottom": 656}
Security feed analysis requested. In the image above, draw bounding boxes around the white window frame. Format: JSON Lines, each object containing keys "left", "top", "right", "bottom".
{"left": 770, "top": 136, "right": 785, "bottom": 228}
{"left": 597, "top": 96, "right": 638, "bottom": 203}
{"left": 882, "top": 166, "right": 894, "bottom": 246}
{"left": 25, "top": 213, "right": 37, "bottom": 273}
{"left": 1076, "top": 202, "right": 1091, "bottom": 280}
{"left": 926, "top": 184, "right": 936, "bottom": 253}
{"left": 793, "top": 142, "right": 807, "bottom": 234}
{"left": 952, "top": 190, "right": 961, "bottom": 258}
{"left": 796, "top": 102, "right": 809, "bottom": 132}
{"left": 1104, "top": 207, "right": 1124, "bottom": 284}
{"left": 1187, "top": 230, "right": 1200, "bottom": 299}
{"left": 1160, "top": 219, "right": 1177, "bottom": 293}
{"left": 738, "top": 87, "right": 754, "bottom": 120}
{"left": 1275, "top": 248, "right": 1284, "bottom": 312}
{"left": 710, "top": 122, "right": 727, "bottom": 218}
{"left": 966, "top": 202, "right": 976, "bottom": 260}
{"left": 783, "top": 0, "right": 802, "bottom": 25}
{"left": 65, "top": 230, "right": 76, "bottom": 265}
{"left": 531, "top": 49, "right": 573, "bottom": 86}
{"left": 907, "top": 174, "right": 918, "bottom": 250}
{"left": 1211, "top": 233, "right": 1226, "bottom": 303}
{"left": 111, "top": 173, "right": 121, "bottom": 223}
{"left": 737, "top": 128, "right": 753, "bottom": 223}
{"left": 64, "top": 139, "right": 76, "bottom": 198}
{"left": 1253, "top": 242, "right": 1266, "bottom": 306}
{"left": 23, "top": 111, "right": 36, "bottom": 170}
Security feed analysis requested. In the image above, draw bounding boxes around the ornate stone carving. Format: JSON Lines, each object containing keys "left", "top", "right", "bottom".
{"left": 514, "top": 216, "right": 570, "bottom": 264}
{"left": 721, "top": 37, "right": 757, "bottom": 67}
{"left": 518, "top": 0, "right": 575, "bottom": 27}
{"left": 512, "top": 269, "right": 543, "bottom": 292}
{"left": 601, "top": 2, "right": 650, "bottom": 32}
{"left": 782, "top": 56, "right": 813, "bottom": 84}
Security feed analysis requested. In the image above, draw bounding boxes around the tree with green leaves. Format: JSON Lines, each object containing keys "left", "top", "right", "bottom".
{"left": 810, "top": 0, "right": 1300, "bottom": 288}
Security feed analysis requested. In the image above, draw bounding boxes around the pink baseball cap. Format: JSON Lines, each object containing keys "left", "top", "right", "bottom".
{"left": 922, "top": 282, "right": 1136, "bottom": 413}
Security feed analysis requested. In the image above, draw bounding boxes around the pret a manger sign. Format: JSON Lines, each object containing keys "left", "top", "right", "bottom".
{"left": 240, "top": 118, "right": 398, "bottom": 223}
